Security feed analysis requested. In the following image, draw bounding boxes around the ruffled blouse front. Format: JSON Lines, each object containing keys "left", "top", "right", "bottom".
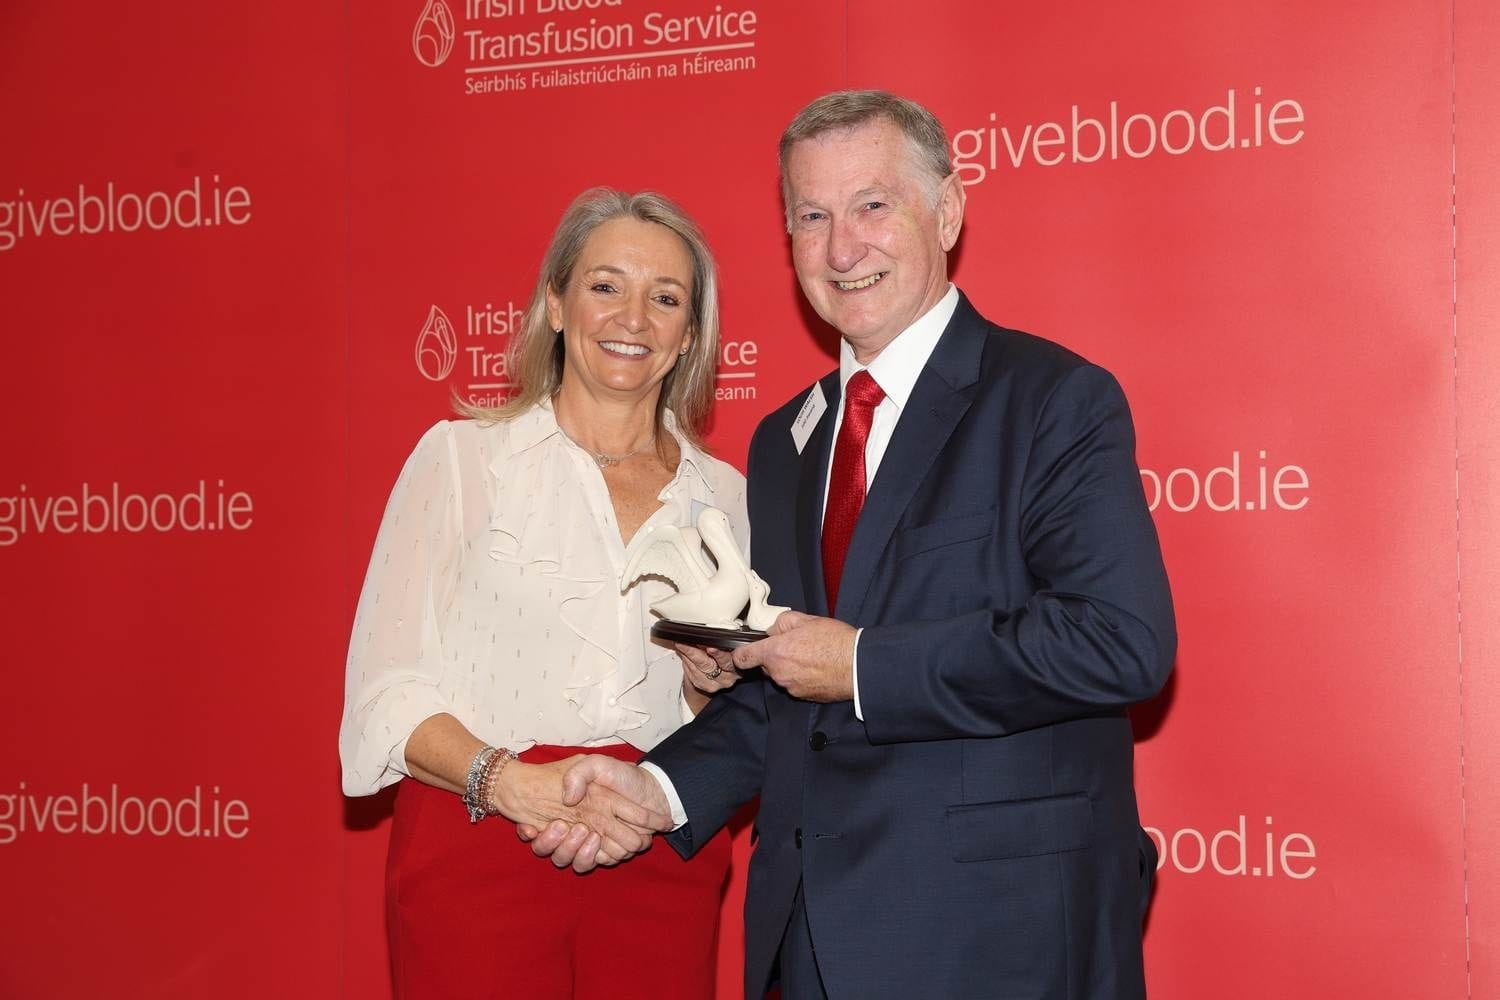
{"left": 339, "top": 403, "right": 749, "bottom": 796}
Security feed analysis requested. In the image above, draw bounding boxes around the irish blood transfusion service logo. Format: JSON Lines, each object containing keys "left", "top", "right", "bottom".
{"left": 412, "top": 301, "right": 519, "bottom": 408}
{"left": 415, "top": 305, "right": 459, "bottom": 381}
{"left": 407, "top": 0, "right": 761, "bottom": 95}
{"left": 413, "top": 0, "right": 457, "bottom": 67}
{"left": 410, "top": 299, "right": 757, "bottom": 409}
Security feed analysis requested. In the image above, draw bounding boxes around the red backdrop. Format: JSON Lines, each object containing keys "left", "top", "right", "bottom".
{"left": 1, "top": 2, "right": 1493, "bottom": 997}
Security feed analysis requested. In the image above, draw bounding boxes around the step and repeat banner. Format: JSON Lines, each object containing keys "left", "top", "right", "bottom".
{"left": 0, "top": 5, "right": 352, "bottom": 997}
{"left": 1456, "top": 0, "right": 1500, "bottom": 990}
{"left": 2, "top": 2, "right": 1494, "bottom": 998}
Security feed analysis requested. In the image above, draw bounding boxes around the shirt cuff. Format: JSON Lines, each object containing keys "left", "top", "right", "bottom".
{"left": 638, "top": 761, "right": 688, "bottom": 830}
{"left": 852, "top": 627, "right": 864, "bottom": 720}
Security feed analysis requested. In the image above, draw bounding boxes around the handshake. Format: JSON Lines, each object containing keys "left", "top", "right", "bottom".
{"left": 507, "top": 755, "right": 675, "bottom": 874}
{"left": 503, "top": 609, "right": 859, "bottom": 872}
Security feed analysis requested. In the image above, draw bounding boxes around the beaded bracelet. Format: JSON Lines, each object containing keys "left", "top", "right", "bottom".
{"left": 462, "top": 746, "right": 500, "bottom": 823}
{"left": 462, "top": 745, "right": 519, "bottom": 823}
{"left": 477, "top": 748, "right": 518, "bottom": 821}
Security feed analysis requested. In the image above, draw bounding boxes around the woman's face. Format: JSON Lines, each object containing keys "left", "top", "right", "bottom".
{"left": 547, "top": 216, "right": 695, "bottom": 405}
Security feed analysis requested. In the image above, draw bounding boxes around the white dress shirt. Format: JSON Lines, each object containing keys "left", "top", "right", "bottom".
{"left": 340, "top": 402, "right": 749, "bottom": 796}
{"left": 645, "top": 284, "right": 959, "bottom": 826}
{"left": 830, "top": 284, "right": 959, "bottom": 719}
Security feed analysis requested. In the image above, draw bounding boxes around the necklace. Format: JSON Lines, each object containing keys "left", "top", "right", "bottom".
{"left": 561, "top": 428, "right": 655, "bottom": 468}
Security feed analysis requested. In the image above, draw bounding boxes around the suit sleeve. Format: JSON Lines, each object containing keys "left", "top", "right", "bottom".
{"left": 645, "top": 671, "right": 770, "bottom": 858}
{"left": 641, "top": 421, "right": 777, "bottom": 858}
{"left": 857, "top": 365, "right": 1176, "bottom": 744}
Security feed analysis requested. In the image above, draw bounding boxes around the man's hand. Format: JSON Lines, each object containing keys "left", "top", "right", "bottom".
{"left": 518, "top": 755, "right": 674, "bottom": 873}
{"left": 731, "top": 610, "right": 857, "bottom": 702}
{"left": 499, "top": 758, "right": 671, "bottom": 873}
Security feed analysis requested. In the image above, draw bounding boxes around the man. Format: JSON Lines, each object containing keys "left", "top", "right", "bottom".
{"left": 533, "top": 90, "right": 1175, "bottom": 999}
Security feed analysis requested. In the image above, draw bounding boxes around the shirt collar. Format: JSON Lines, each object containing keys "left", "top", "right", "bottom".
{"left": 506, "top": 398, "right": 565, "bottom": 454}
{"left": 506, "top": 399, "right": 714, "bottom": 494}
{"left": 662, "top": 409, "right": 716, "bottom": 494}
{"left": 838, "top": 283, "right": 959, "bottom": 411}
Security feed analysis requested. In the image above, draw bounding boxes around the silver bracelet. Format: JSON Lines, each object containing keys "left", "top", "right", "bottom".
{"left": 462, "top": 746, "right": 500, "bottom": 823}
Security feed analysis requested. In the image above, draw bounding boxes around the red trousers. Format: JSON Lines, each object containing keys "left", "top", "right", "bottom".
{"left": 386, "top": 743, "right": 731, "bottom": 1000}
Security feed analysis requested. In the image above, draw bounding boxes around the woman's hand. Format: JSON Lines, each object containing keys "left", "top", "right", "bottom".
{"left": 676, "top": 643, "right": 740, "bottom": 713}
{"left": 493, "top": 758, "right": 670, "bottom": 871}
{"left": 519, "top": 755, "right": 677, "bottom": 873}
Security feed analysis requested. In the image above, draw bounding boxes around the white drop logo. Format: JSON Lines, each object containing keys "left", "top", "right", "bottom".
{"left": 412, "top": 0, "right": 456, "bottom": 68}
{"left": 415, "top": 305, "right": 458, "bottom": 381}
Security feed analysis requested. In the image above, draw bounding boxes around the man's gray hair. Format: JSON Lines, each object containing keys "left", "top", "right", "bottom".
{"left": 778, "top": 90, "right": 953, "bottom": 225}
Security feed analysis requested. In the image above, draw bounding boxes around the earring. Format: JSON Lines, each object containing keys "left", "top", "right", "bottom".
{"left": 679, "top": 347, "right": 689, "bottom": 356}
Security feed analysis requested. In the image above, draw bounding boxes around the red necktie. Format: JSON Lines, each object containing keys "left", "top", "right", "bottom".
{"left": 822, "top": 370, "right": 885, "bottom": 612}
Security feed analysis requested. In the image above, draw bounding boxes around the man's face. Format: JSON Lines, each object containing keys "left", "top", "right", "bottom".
{"left": 785, "top": 118, "right": 963, "bottom": 361}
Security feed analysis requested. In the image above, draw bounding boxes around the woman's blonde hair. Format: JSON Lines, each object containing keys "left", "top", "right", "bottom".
{"left": 458, "top": 188, "right": 721, "bottom": 447}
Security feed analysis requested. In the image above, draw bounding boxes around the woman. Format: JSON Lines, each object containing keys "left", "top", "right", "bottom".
{"left": 340, "top": 188, "right": 746, "bottom": 999}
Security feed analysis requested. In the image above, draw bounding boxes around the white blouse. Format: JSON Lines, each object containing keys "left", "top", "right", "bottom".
{"left": 339, "top": 403, "right": 749, "bottom": 796}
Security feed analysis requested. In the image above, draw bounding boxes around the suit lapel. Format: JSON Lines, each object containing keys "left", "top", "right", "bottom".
{"left": 794, "top": 371, "right": 841, "bottom": 617}
{"left": 833, "top": 298, "right": 987, "bottom": 624}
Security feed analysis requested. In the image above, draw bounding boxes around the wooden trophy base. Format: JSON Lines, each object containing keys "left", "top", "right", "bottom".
{"left": 650, "top": 619, "right": 767, "bottom": 651}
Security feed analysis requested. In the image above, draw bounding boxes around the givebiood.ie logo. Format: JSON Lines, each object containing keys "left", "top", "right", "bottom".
{"left": 413, "top": 0, "right": 458, "bottom": 67}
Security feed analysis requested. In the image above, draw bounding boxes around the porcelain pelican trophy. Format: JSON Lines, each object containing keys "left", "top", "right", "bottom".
{"left": 621, "top": 507, "right": 787, "bottom": 643}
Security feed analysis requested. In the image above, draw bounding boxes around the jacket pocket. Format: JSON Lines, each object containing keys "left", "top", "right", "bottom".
{"left": 945, "top": 792, "right": 1094, "bottom": 862}
{"left": 891, "top": 509, "right": 996, "bottom": 562}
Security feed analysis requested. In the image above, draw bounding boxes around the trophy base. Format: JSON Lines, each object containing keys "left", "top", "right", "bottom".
{"left": 650, "top": 619, "right": 767, "bottom": 651}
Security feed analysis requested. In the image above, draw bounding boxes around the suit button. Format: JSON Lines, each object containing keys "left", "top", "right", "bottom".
{"left": 794, "top": 827, "right": 803, "bottom": 849}
{"left": 809, "top": 731, "right": 828, "bottom": 751}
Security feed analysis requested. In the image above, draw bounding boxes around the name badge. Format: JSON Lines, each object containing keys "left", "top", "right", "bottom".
{"left": 790, "top": 382, "right": 827, "bottom": 454}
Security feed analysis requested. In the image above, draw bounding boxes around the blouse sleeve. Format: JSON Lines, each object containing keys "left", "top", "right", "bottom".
{"left": 339, "top": 421, "right": 465, "bottom": 795}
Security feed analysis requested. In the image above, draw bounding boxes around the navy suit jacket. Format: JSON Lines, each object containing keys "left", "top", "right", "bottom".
{"left": 645, "top": 294, "right": 1175, "bottom": 999}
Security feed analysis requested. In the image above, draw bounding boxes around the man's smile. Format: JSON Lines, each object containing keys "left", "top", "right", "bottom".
{"left": 833, "top": 271, "right": 888, "bottom": 291}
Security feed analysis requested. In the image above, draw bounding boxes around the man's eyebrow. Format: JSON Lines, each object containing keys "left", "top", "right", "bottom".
{"left": 789, "top": 187, "right": 890, "bottom": 213}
